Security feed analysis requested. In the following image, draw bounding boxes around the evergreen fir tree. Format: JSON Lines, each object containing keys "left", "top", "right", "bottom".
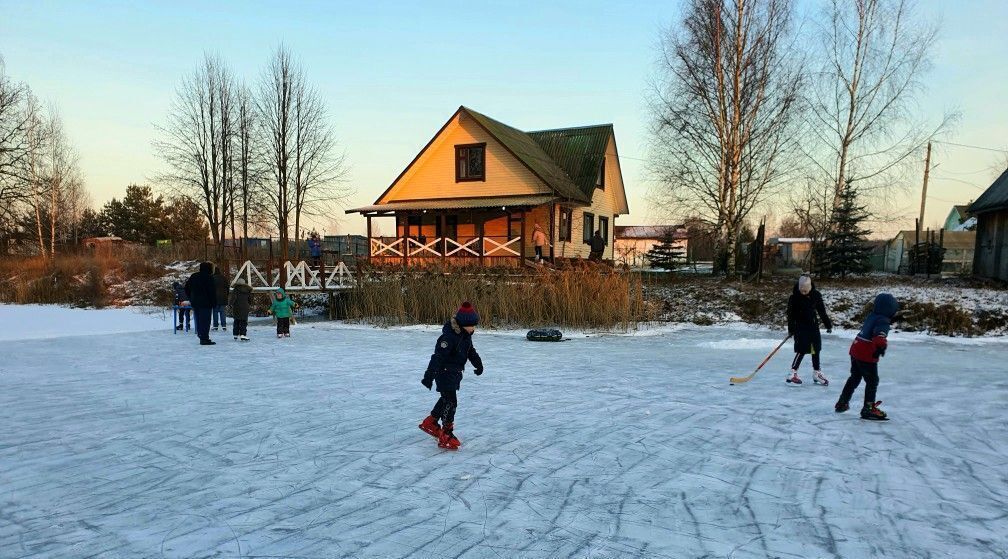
{"left": 645, "top": 230, "right": 686, "bottom": 271}
{"left": 820, "top": 181, "right": 873, "bottom": 277}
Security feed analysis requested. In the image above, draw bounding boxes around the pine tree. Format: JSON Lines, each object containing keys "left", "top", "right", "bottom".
{"left": 819, "top": 181, "right": 873, "bottom": 277}
{"left": 645, "top": 230, "right": 686, "bottom": 271}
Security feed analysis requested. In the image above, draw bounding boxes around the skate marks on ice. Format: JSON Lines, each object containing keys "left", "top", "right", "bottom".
{"left": 0, "top": 324, "right": 1007, "bottom": 557}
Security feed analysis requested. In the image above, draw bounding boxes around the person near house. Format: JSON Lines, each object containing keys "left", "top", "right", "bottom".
{"left": 268, "top": 288, "right": 296, "bottom": 338}
{"left": 532, "top": 223, "right": 549, "bottom": 262}
{"left": 588, "top": 230, "right": 606, "bottom": 261}
{"left": 229, "top": 277, "right": 254, "bottom": 341}
{"left": 419, "top": 302, "right": 484, "bottom": 450}
{"left": 785, "top": 275, "right": 833, "bottom": 385}
{"left": 172, "top": 280, "right": 191, "bottom": 331}
{"left": 184, "top": 261, "right": 217, "bottom": 345}
{"left": 835, "top": 293, "right": 899, "bottom": 420}
{"left": 212, "top": 265, "right": 229, "bottom": 331}
{"left": 308, "top": 233, "right": 322, "bottom": 267}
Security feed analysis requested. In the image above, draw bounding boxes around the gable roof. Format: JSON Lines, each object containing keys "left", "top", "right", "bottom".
{"left": 527, "top": 124, "right": 613, "bottom": 201}
{"left": 463, "top": 107, "right": 592, "bottom": 203}
{"left": 970, "top": 168, "right": 1008, "bottom": 215}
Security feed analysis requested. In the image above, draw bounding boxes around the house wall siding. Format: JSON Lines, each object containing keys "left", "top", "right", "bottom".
{"left": 974, "top": 210, "right": 1008, "bottom": 281}
{"left": 379, "top": 112, "right": 552, "bottom": 203}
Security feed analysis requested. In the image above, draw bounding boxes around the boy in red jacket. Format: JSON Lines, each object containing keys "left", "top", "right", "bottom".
{"left": 836, "top": 293, "right": 899, "bottom": 420}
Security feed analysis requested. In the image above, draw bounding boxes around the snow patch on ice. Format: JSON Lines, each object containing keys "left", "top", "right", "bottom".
{"left": 0, "top": 304, "right": 169, "bottom": 341}
{"left": 698, "top": 337, "right": 786, "bottom": 349}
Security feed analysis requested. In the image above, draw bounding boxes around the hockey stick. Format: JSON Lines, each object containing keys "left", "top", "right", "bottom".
{"left": 729, "top": 335, "right": 791, "bottom": 385}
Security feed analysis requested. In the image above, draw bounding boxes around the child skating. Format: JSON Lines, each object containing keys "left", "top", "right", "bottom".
{"left": 419, "top": 302, "right": 484, "bottom": 450}
{"left": 785, "top": 274, "right": 833, "bottom": 385}
{"left": 836, "top": 293, "right": 899, "bottom": 420}
{"left": 229, "top": 277, "right": 253, "bottom": 341}
{"left": 268, "top": 288, "right": 296, "bottom": 338}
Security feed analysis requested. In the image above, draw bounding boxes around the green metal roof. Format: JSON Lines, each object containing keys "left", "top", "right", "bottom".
{"left": 528, "top": 124, "right": 612, "bottom": 201}
{"left": 970, "top": 168, "right": 1008, "bottom": 215}
{"left": 462, "top": 107, "right": 599, "bottom": 204}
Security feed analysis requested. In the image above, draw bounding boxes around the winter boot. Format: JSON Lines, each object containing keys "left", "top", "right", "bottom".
{"left": 418, "top": 415, "right": 441, "bottom": 439}
{"left": 234, "top": 336, "right": 239, "bottom": 340}
{"left": 813, "top": 370, "right": 829, "bottom": 386}
{"left": 860, "top": 401, "right": 888, "bottom": 421}
{"left": 240, "top": 335, "right": 249, "bottom": 341}
{"left": 786, "top": 371, "right": 802, "bottom": 384}
{"left": 176, "top": 324, "right": 184, "bottom": 331}
{"left": 834, "top": 401, "right": 849, "bottom": 413}
{"left": 438, "top": 423, "right": 461, "bottom": 450}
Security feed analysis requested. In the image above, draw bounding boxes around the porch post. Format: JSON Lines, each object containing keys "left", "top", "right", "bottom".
{"left": 519, "top": 209, "right": 526, "bottom": 263}
{"left": 549, "top": 203, "right": 556, "bottom": 263}
{"left": 440, "top": 212, "right": 447, "bottom": 266}
{"left": 366, "top": 215, "right": 373, "bottom": 262}
{"left": 478, "top": 213, "right": 485, "bottom": 267}
{"left": 401, "top": 213, "right": 408, "bottom": 267}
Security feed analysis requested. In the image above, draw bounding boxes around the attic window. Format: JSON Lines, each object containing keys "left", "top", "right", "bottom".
{"left": 596, "top": 159, "right": 605, "bottom": 190}
{"left": 456, "top": 143, "right": 486, "bottom": 182}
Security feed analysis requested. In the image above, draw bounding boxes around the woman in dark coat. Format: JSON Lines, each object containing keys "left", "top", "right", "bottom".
{"left": 786, "top": 275, "right": 833, "bottom": 385}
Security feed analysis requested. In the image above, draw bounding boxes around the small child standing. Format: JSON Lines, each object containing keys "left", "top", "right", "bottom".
{"left": 785, "top": 275, "right": 833, "bottom": 385}
{"left": 229, "top": 277, "right": 254, "bottom": 341}
{"left": 172, "top": 280, "right": 191, "bottom": 331}
{"left": 419, "top": 302, "right": 484, "bottom": 450}
{"left": 269, "top": 288, "right": 296, "bottom": 338}
{"left": 836, "top": 293, "right": 899, "bottom": 420}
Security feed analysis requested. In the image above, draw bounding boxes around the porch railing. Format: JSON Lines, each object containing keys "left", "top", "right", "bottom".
{"left": 370, "top": 236, "right": 523, "bottom": 258}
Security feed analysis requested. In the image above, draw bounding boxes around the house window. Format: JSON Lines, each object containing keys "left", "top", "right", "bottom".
{"left": 583, "top": 212, "right": 595, "bottom": 244}
{"left": 559, "top": 208, "right": 573, "bottom": 242}
{"left": 455, "top": 143, "right": 486, "bottom": 182}
{"left": 596, "top": 159, "right": 605, "bottom": 190}
{"left": 599, "top": 216, "right": 609, "bottom": 246}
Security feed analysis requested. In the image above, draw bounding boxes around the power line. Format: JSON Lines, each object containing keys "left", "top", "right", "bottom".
{"left": 933, "top": 140, "right": 1008, "bottom": 154}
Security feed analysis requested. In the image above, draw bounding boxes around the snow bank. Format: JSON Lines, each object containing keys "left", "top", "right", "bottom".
{"left": 1, "top": 304, "right": 170, "bottom": 341}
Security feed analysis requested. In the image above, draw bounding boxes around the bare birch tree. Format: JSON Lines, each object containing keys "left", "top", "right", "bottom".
{"left": 258, "top": 46, "right": 349, "bottom": 261}
{"left": 807, "top": 0, "right": 954, "bottom": 208}
{"left": 0, "top": 60, "right": 33, "bottom": 242}
{"left": 650, "top": 0, "right": 803, "bottom": 275}
{"left": 155, "top": 54, "right": 234, "bottom": 252}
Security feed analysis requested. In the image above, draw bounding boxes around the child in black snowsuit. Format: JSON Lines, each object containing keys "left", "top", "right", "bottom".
{"left": 786, "top": 275, "right": 833, "bottom": 385}
{"left": 419, "top": 302, "right": 484, "bottom": 450}
{"left": 836, "top": 293, "right": 899, "bottom": 420}
{"left": 172, "top": 280, "right": 191, "bottom": 331}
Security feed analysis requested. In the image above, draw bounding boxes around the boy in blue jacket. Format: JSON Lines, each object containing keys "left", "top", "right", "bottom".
{"left": 836, "top": 293, "right": 899, "bottom": 420}
{"left": 419, "top": 302, "right": 484, "bottom": 450}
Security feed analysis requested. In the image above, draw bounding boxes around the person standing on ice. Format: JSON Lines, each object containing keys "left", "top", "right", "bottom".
{"left": 419, "top": 302, "right": 484, "bottom": 450}
{"left": 184, "top": 261, "right": 217, "bottom": 345}
{"left": 172, "top": 280, "right": 191, "bottom": 331}
{"left": 229, "top": 277, "right": 254, "bottom": 341}
{"left": 211, "top": 265, "right": 229, "bottom": 331}
{"left": 835, "top": 293, "right": 899, "bottom": 420}
{"left": 268, "top": 288, "right": 296, "bottom": 338}
{"left": 785, "top": 274, "right": 833, "bottom": 385}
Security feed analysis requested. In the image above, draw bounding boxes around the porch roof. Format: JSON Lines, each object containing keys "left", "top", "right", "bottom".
{"left": 347, "top": 195, "right": 557, "bottom": 215}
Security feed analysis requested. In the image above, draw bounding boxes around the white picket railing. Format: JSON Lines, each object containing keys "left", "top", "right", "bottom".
{"left": 369, "top": 236, "right": 523, "bottom": 258}
{"left": 230, "top": 260, "right": 356, "bottom": 292}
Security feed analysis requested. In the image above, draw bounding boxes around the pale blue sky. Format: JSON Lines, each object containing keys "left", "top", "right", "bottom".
{"left": 2, "top": 0, "right": 1006, "bottom": 236}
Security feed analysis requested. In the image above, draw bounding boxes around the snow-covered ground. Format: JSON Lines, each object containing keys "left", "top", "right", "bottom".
{"left": 2, "top": 307, "right": 1008, "bottom": 558}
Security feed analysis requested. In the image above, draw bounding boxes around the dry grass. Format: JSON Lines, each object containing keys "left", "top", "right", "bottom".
{"left": 347, "top": 265, "right": 653, "bottom": 330}
{"left": 0, "top": 252, "right": 166, "bottom": 307}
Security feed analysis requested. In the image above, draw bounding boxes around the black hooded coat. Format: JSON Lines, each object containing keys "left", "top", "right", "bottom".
{"left": 786, "top": 279, "right": 832, "bottom": 354}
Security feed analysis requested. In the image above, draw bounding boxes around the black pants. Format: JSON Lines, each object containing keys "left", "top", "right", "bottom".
{"left": 194, "top": 307, "right": 212, "bottom": 341}
{"left": 177, "top": 307, "right": 191, "bottom": 328}
{"left": 232, "top": 318, "right": 248, "bottom": 337}
{"left": 431, "top": 390, "right": 458, "bottom": 425}
{"left": 277, "top": 317, "right": 290, "bottom": 335}
{"left": 839, "top": 357, "right": 879, "bottom": 407}
{"left": 791, "top": 352, "right": 820, "bottom": 371}
{"left": 535, "top": 246, "right": 543, "bottom": 260}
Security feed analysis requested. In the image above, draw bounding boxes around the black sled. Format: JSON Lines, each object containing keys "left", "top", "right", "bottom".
{"left": 526, "top": 328, "right": 563, "bottom": 342}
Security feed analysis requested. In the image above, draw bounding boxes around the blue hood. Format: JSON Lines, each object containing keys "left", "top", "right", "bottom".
{"left": 857, "top": 293, "right": 899, "bottom": 340}
{"left": 873, "top": 293, "right": 899, "bottom": 318}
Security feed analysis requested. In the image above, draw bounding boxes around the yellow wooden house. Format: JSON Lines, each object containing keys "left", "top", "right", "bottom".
{"left": 347, "top": 106, "right": 630, "bottom": 265}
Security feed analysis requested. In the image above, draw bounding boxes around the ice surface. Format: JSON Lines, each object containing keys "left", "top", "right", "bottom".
{"left": 2, "top": 307, "right": 1007, "bottom": 558}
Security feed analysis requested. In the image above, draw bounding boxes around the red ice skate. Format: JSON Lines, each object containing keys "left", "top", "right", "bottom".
{"left": 418, "top": 415, "right": 441, "bottom": 439}
{"left": 438, "top": 422, "right": 461, "bottom": 450}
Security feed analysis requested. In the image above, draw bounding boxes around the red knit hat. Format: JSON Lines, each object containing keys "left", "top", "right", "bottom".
{"left": 455, "top": 301, "right": 480, "bottom": 327}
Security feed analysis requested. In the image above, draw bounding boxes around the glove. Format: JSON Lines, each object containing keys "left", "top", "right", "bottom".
{"left": 474, "top": 368, "right": 483, "bottom": 376}
{"left": 421, "top": 377, "right": 433, "bottom": 390}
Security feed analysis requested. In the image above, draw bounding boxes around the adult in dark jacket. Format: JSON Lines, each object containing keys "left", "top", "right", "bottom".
{"left": 172, "top": 280, "right": 191, "bottom": 331}
{"left": 588, "top": 230, "right": 606, "bottom": 261}
{"left": 185, "top": 261, "right": 217, "bottom": 345}
{"left": 419, "top": 302, "right": 484, "bottom": 450}
{"left": 228, "top": 277, "right": 254, "bottom": 341}
{"left": 212, "top": 266, "right": 229, "bottom": 331}
{"left": 785, "top": 275, "right": 833, "bottom": 385}
{"left": 308, "top": 234, "right": 322, "bottom": 267}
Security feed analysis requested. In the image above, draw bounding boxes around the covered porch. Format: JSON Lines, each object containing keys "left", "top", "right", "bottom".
{"left": 348, "top": 196, "right": 557, "bottom": 266}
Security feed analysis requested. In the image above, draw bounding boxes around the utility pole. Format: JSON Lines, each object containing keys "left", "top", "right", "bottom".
{"left": 917, "top": 142, "right": 932, "bottom": 235}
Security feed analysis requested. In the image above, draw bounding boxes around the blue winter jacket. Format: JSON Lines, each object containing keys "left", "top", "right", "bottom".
{"left": 850, "top": 293, "right": 899, "bottom": 363}
{"left": 308, "top": 238, "right": 322, "bottom": 258}
{"left": 424, "top": 319, "right": 483, "bottom": 392}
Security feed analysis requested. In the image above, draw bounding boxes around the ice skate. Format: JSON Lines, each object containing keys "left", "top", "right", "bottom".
{"left": 438, "top": 423, "right": 461, "bottom": 450}
{"left": 813, "top": 370, "right": 829, "bottom": 386}
{"left": 861, "top": 401, "right": 888, "bottom": 421}
{"left": 418, "top": 415, "right": 441, "bottom": 439}
{"left": 786, "top": 371, "right": 802, "bottom": 384}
